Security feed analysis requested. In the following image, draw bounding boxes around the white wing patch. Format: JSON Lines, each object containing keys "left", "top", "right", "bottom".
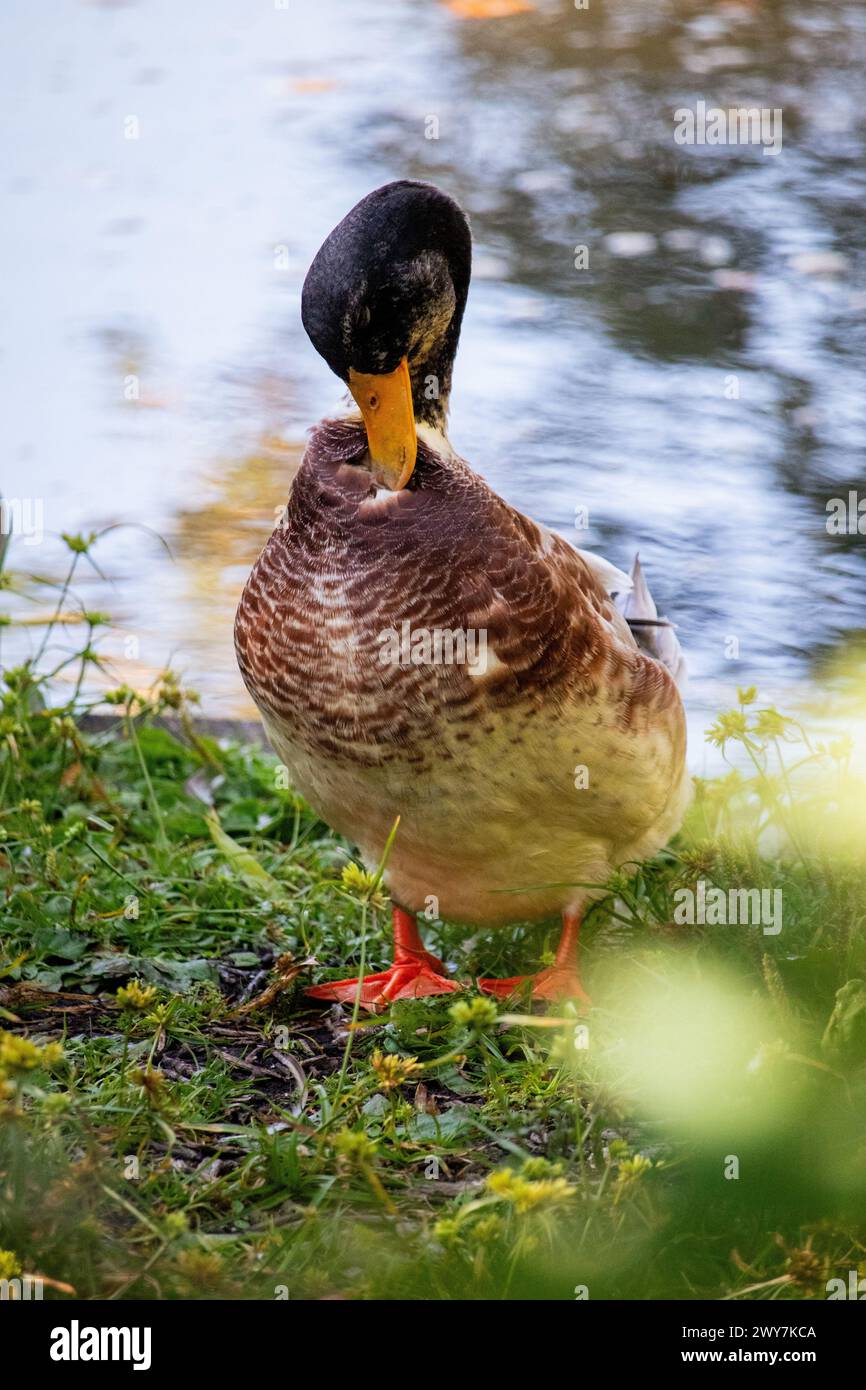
{"left": 467, "top": 645, "right": 507, "bottom": 679}
{"left": 575, "top": 548, "right": 633, "bottom": 597}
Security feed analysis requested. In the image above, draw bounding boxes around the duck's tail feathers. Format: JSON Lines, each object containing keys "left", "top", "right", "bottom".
{"left": 615, "top": 554, "right": 687, "bottom": 690}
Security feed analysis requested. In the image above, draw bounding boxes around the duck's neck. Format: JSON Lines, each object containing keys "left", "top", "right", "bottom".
{"left": 410, "top": 369, "right": 451, "bottom": 432}
{"left": 416, "top": 417, "right": 453, "bottom": 458}
{"left": 412, "top": 374, "right": 453, "bottom": 457}
{"left": 411, "top": 345, "right": 454, "bottom": 455}
{"left": 409, "top": 318, "right": 460, "bottom": 434}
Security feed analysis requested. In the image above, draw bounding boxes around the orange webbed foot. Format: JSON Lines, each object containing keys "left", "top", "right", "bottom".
{"left": 477, "top": 909, "right": 590, "bottom": 1006}
{"left": 306, "top": 958, "right": 462, "bottom": 1010}
{"left": 477, "top": 966, "right": 591, "bottom": 1006}
{"left": 305, "top": 905, "right": 463, "bottom": 1011}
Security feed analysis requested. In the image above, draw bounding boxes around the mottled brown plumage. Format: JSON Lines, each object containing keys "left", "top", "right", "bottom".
{"left": 235, "top": 417, "right": 689, "bottom": 928}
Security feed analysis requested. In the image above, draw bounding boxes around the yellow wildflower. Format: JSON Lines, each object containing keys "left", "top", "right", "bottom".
{"left": 486, "top": 1167, "right": 576, "bottom": 1212}
{"left": 340, "top": 862, "right": 388, "bottom": 908}
{"left": 614, "top": 1153, "right": 654, "bottom": 1201}
{"left": 116, "top": 981, "right": 158, "bottom": 1012}
{"left": 0, "top": 1250, "right": 22, "bottom": 1281}
{"left": 162, "top": 1212, "right": 188, "bottom": 1240}
{"left": 370, "top": 1049, "right": 422, "bottom": 1091}
{"left": 130, "top": 1066, "right": 166, "bottom": 1103}
{"left": 449, "top": 997, "right": 498, "bottom": 1030}
{"left": 432, "top": 1217, "right": 462, "bottom": 1246}
{"left": 520, "top": 1157, "right": 563, "bottom": 1181}
{"left": 0, "top": 1031, "right": 63, "bottom": 1075}
{"left": 471, "top": 1215, "right": 504, "bottom": 1244}
{"left": 332, "top": 1130, "right": 377, "bottom": 1165}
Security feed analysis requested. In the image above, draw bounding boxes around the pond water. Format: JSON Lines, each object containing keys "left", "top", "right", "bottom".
{"left": 2, "top": 0, "right": 865, "bottom": 771}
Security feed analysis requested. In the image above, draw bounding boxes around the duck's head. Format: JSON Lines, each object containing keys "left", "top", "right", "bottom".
{"left": 301, "top": 180, "right": 471, "bottom": 490}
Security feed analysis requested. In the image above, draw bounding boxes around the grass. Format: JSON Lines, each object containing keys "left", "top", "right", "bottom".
{"left": 2, "top": 530, "right": 866, "bottom": 1301}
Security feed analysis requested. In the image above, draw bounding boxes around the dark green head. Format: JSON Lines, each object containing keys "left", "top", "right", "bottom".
{"left": 301, "top": 180, "right": 472, "bottom": 487}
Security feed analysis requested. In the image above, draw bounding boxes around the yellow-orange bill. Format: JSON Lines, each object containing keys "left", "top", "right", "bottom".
{"left": 348, "top": 357, "right": 417, "bottom": 490}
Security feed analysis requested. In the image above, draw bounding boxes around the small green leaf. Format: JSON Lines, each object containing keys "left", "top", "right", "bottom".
{"left": 204, "top": 807, "right": 287, "bottom": 899}
{"left": 821, "top": 980, "right": 866, "bottom": 1065}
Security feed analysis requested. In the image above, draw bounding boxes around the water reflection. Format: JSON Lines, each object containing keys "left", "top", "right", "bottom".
{"left": 1, "top": 0, "right": 864, "bottom": 762}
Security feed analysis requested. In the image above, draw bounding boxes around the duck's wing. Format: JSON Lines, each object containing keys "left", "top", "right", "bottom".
{"left": 574, "top": 547, "right": 634, "bottom": 598}
{"left": 551, "top": 533, "right": 685, "bottom": 690}
{"left": 613, "top": 553, "right": 687, "bottom": 691}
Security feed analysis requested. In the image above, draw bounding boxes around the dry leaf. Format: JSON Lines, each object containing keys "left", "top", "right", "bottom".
{"left": 444, "top": 0, "right": 534, "bottom": 18}
{"left": 291, "top": 78, "right": 338, "bottom": 94}
{"left": 9, "top": 612, "right": 88, "bottom": 627}
{"left": 30, "top": 1273, "right": 77, "bottom": 1297}
{"left": 229, "top": 954, "right": 316, "bottom": 1016}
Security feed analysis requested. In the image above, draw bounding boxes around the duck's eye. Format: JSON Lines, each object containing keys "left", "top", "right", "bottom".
{"left": 367, "top": 393, "right": 379, "bottom": 410}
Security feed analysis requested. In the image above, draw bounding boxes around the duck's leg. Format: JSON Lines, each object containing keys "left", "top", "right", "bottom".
{"left": 477, "top": 909, "right": 591, "bottom": 1005}
{"left": 306, "top": 905, "right": 463, "bottom": 1007}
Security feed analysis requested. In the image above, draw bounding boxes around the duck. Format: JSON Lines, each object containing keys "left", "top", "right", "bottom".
{"left": 234, "top": 180, "right": 691, "bottom": 1008}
